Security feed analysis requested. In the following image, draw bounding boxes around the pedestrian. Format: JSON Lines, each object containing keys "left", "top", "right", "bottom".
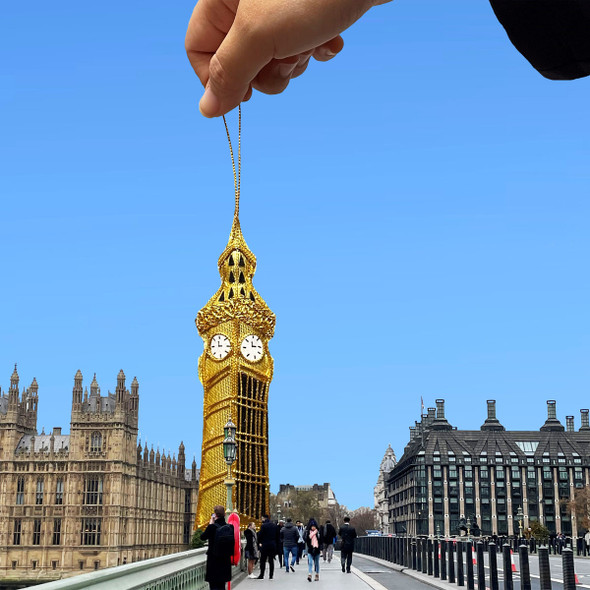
{"left": 305, "top": 518, "right": 322, "bottom": 582}
{"left": 321, "top": 520, "right": 336, "bottom": 563}
{"left": 585, "top": 530, "right": 590, "bottom": 556}
{"left": 338, "top": 516, "right": 357, "bottom": 574}
{"left": 296, "top": 520, "right": 306, "bottom": 564}
{"left": 257, "top": 514, "right": 279, "bottom": 580}
{"left": 244, "top": 522, "right": 259, "bottom": 578}
{"left": 200, "top": 505, "right": 233, "bottom": 590}
{"left": 277, "top": 520, "right": 285, "bottom": 568}
{"left": 280, "top": 517, "right": 299, "bottom": 572}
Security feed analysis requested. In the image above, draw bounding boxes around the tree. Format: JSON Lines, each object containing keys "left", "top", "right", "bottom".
{"left": 321, "top": 503, "right": 349, "bottom": 529}
{"left": 290, "top": 490, "right": 321, "bottom": 523}
{"left": 528, "top": 520, "right": 550, "bottom": 544}
{"left": 566, "top": 486, "right": 590, "bottom": 532}
{"left": 350, "top": 507, "right": 378, "bottom": 536}
{"left": 190, "top": 528, "right": 206, "bottom": 549}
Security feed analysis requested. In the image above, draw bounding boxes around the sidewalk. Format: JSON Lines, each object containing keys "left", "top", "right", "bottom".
{"left": 236, "top": 558, "right": 388, "bottom": 590}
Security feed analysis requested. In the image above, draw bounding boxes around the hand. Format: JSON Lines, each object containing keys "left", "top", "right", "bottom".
{"left": 209, "top": 515, "right": 216, "bottom": 525}
{"left": 185, "top": 0, "right": 389, "bottom": 117}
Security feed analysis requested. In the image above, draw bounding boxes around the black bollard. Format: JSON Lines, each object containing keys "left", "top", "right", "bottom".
{"left": 539, "top": 546, "right": 552, "bottom": 590}
{"left": 441, "top": 540, "right": 447, "bottom": 580}
{"left": 489, "top": 542, "right": 499, "bottom": 590}
{"left": 422, "top": 538, "right": 428, "bottom": 574}
{"left": 428, "top": 539, "right": 433, "bottom": 576}
{"left": 477, "top": 542, "right": 485, "bottom": 590}
{"left": 448, "top": 540, "right": 456, "bottom": 584}
{"left": 412, "top": 540, "right": 417, "bottom": 570}
{"left": 434, "top": 539, "right": 440, "bottom": 578}
{"left": 466, "top": 541, "right": 475, "bottom": 590}
{"left": 519, "top": 544, "right": 532, "bottom": 590}
{"left": 416, "top": 539, "right": 422, "bottom": 572}
{"left": 503, "top": 544, "right": 514, "bottom": 590}
{"left": 457, "top": 541, "right": 464, "bottom": 587}
{"left": 562, "top": 547, "right": 576, "bottom": 590}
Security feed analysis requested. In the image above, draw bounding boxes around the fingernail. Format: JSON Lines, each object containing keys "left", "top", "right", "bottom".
{"left": 278, "top": 63, "right": 297, "bottom": 78}
{"left": 325, "top": 50, "right": 336, "bottom": 58}
{"left": 199, "top": 86, "right": 220, "bottom": 117}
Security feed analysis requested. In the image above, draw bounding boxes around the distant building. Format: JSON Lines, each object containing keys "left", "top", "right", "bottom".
{"left": 388, "top": 398, "right": 590, "bottom": 538}
{"left": 0, "top": 366, "right": 198, "bottom": 586}
{"left": 374, "top": 445, "right": 397, "bottom": 533}
{"left": 277, "top": 483, "right": 338, "bottom": 512}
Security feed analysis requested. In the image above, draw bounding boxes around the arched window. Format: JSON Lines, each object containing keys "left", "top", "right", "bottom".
{"left": 90, "top": 432, "right": 102, "bottom": 453}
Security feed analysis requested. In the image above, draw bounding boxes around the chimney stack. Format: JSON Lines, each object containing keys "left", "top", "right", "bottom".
{"left": 540, "top": 399, "right": 564, "bottom": 432}
{"left": 436, "top": 399, "right": 445, "bottom": 419}
{"left": 481, "top": 399, "right": 505, "bottom": 431}
{"left": 580, "top": 409, "right": 590, "bottom": 431}
{"left": 566, "top": 416, "right": 574, "bottom": 432}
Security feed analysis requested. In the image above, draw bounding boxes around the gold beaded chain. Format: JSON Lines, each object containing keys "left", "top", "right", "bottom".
{"left": 222, "top": 105, "right": 241, "bottom": 219}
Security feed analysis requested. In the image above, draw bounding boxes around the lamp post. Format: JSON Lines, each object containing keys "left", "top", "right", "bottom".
{"left": 516, "top": 506, "right": 524, "bottom": 540}
{"left": 222, "top": 417, "right": 237, "bottom": 512}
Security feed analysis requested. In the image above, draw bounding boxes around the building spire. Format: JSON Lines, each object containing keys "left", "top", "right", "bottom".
{"left": 196, "top": 199, "right": 275, "bottom": 341}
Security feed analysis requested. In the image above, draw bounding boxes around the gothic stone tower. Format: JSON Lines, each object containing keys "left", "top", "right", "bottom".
{"left": 195, "top": 211, "right": 275, "bottom": 529}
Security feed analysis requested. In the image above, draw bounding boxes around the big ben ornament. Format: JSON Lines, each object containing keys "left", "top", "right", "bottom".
{"left": 195, "top": 108, "right": 275, "bottom": 529}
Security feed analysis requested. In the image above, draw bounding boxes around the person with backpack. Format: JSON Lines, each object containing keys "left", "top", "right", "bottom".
{"left": 295, "top": 520, "right": 306, "bottom": 565}
{"left": 200, "top": 505, "right": 234, "bottom": 590}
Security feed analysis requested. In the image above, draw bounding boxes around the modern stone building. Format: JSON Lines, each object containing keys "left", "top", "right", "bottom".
{"left": 374, "top": 445, "right": 397, "bottom": 533}
{"left": 388, "top": 398, "right": 590, "bottom": 538}
{"left": 0, "top": 366, "right": 199, "bottom": 587}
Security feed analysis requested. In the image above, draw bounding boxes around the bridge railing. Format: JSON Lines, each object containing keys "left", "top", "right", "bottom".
{"left": 355, "top": 535, "right": 579, "bottom": 590}
{"left": 23, "top": 547, "right": 246, "bottom": 590}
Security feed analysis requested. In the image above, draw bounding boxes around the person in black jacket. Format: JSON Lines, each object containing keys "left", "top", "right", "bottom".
{"left": 280, "top": 518, "right": 300, "bottom": 572}
{"left": 321, "top": 520, "right": 337, "bottom": 563}
{"left": 257, "top": 514, "right": 279, "bottom": 580}
{"left": 200, "top": 505, "right": 232, "bottom": 590}
{"left": 338, "top": 516, "right": 357, "bottom": 574}
{"left": 305, "top": 518, "right": 322, "bottom": 582}
{"left": 185, "top": 0, "right": 590, "bottom": 119}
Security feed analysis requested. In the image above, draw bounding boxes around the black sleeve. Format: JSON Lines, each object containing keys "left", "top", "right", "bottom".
{"left": 489, "top": 0, "right": 590, "bottom": 80}
{"left": 201, "top": 523, "right": 216, "bottom": 542}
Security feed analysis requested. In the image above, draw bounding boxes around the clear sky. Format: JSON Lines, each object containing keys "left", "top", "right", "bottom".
{"left": 1, "top": 1, "right": 589, "bottom": 511}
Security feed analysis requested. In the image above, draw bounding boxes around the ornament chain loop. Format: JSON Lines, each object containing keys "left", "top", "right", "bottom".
{"left": 222, "top": 105, "right": 241, "bottom": 219}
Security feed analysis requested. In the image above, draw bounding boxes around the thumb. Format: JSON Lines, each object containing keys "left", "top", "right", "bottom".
{"left": 200, "top": 24, "right": 272, "bottom": 117}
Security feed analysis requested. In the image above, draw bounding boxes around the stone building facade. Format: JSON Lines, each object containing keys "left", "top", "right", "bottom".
{"left": 374, "top": 445, "right": 396, "bottom": 533}
{"left": 277, "top": 483, "right": 338, "bottom": 513}
{"left": 0, "top": 366, "right": 199, "bottom": 587}
{"left": 388, "top": 398, "right": 590, "bottom": 538}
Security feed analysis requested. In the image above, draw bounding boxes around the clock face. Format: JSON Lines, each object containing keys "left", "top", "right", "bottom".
{"left": 241, "top": 334, "right": 264, "bottom": 362}
{"left": 210, "top": 334, "right": 231, "bottom": 360}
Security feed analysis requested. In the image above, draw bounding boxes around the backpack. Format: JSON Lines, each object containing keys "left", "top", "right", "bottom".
{"left": 213, "top": 523, "right": 235, "bottom": 558}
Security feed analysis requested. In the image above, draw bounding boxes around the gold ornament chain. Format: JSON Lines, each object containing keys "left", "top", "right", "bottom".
{"left": 222, "top": 105, "right": 241, "bottom": 219}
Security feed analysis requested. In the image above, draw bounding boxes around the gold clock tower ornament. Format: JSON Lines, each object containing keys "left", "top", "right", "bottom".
{"left": 195, "top": 108, "right": 275, "bottom": 529}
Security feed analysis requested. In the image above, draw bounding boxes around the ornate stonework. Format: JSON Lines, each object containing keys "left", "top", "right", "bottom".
{"left": 374, "top": 445, "right": 397, "bottom": 533}
{"left": 0, "top": 367, "right": 198, "bottom": 584}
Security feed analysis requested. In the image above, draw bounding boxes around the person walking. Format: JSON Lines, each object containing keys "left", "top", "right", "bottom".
{"left": 244, "top": 522, "right": 259, "bottom": 578}
{"left": 338, "top": 516, "right": 357, "bottom": 574}
{"left": 277, "top": 520, "right": 284, "bottom": 568}
{"left": 257, "top": 515, "right": 279, "bottom": 580}
{"left": 280, "top": 517, "right": 299, "bottom": 572}
{"left": 321, "top": 520, "right": 337, "bottom": 563}
{"left": 200, "top": 505, "right": 233, "bottom": 590}
{"left": 296, "top": 520, "right": 306, "bottom": 565}
{"left": 305, "top": 519, "right": 322, "bottom": 582}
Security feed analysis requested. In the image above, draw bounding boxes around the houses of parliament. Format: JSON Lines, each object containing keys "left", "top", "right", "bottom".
{"left": 0, "top": 365, "right": 198, "bottom": 586}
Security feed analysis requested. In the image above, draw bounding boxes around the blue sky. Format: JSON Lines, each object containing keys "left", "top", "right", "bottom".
{"left": 1, "top": 1, "right": 589, "bottom": 510}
